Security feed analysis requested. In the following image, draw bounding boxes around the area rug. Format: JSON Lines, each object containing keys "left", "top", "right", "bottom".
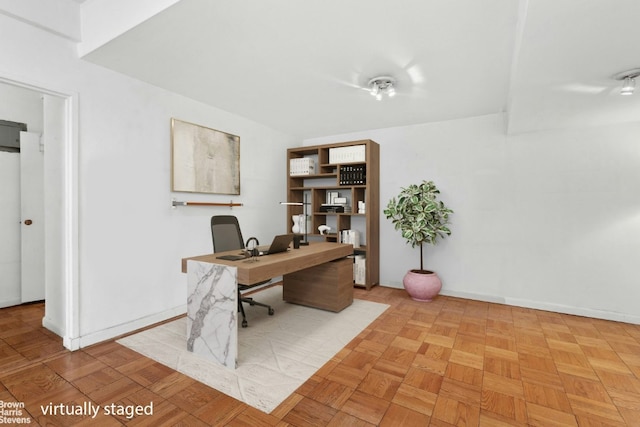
{"left": 117, "top": 286, "right": 389, "bottom": 413}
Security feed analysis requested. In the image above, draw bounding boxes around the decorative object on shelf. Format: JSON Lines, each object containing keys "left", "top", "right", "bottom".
{"left": 280, "top": 194, "right": 310, "bottom": 245}
{"left": 326, "top": 191, "right": 340, "bottom": 204}
{"left": 318, "top": 225, "right": 331, "bottom": 235}
{"left": 291, "top": 215, "right": 301, "bottom": 234}
{"left": 334, "top": 197, "right": 347, "bottom": 205}
{"left": 171, "top": 118, "right": 240, "bottom": 195}
{"left": 289, "top": 214, "right": 307, "bottom": 234}
{"left": 384, "top": 180, "right": 453, "bottom": 301}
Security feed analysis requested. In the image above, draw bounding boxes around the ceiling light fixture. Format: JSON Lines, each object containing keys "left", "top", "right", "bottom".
{"left": 621, "top": 77, "right": 635, "bottom": 96}
{"left": 613, "top": 68, "right": 640, "bottom": 96}
{"left": 368, "top": 76, "right": 396, "bottom": 100}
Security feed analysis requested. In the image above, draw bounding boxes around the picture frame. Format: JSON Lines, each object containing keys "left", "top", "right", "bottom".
{"left": 171, "top": 118, "right": 240, "bottom": 195}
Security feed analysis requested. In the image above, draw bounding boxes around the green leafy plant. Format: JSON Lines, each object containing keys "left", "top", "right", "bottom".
{"left": 384, "top": 180, "right": 453, "bottom": 272}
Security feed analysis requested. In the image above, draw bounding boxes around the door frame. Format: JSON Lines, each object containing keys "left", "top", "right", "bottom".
{"left": 0, "top": 75, "right": 80, "bottom": 351}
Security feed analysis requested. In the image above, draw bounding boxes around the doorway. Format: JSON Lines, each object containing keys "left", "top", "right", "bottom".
{"left": 0, "top": 78, "right": 79, "bottom": 350}
{"left": 0, "top": 122, "right": 44, "bottom": 307}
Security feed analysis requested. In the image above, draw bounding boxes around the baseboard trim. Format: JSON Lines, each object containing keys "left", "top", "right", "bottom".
{"left": 0, "top": 298, "right": 22, "bottom": 309}
{"left": 439, "top": 289, "right": 506, "bottom": 305}
{"left": 391, "top": 285, "right": 640, "bottom": 325}
{"left": 77, "top": 304, "right": 187, "bottom": 348}
{"left": 503, "top": 297, "right": 640, "bottom": 325}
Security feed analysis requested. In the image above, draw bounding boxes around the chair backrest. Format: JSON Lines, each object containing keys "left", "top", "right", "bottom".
{"left": 211, "top": 215, "right": 245, "bottom": 253}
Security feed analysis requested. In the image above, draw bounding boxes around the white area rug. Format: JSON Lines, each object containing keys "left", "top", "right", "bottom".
{"left": 117, "top": 286, "right": 389, "bottom": 413}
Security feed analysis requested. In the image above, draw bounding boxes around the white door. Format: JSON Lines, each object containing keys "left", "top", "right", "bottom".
{"left": 20, "top": 131, "right": 45, "bottom": 302}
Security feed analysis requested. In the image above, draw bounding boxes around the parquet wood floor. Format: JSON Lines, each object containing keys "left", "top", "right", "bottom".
{"left": 2, "top": 286, "right": 640, "bottom": 426}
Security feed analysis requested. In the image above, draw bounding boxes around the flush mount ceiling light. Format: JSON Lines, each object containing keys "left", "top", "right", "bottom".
{"left": 368, "top": 76, "right": 396, "bottom": 100}
{"left": 613, "top": 68, "right": 640, "bottom": 96}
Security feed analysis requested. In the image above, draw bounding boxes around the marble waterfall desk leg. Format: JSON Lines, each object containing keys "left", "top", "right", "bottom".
{"left": 186, "top": 260, "right": 238, "bottom": 369}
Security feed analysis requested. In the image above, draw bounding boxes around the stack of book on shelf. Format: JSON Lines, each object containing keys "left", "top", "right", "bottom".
{"left": 339, "top": 229, "right": 360, "bottom": 248}
{"left": 289, "top": 158, "right": 315, "bottom": 176}
{"left": 339, "top": 165, "right": 366, "bottom": 185}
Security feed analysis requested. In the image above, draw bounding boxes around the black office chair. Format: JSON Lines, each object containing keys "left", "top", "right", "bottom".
{"left": 210, "top": 215, "right": 274, "bottom": 327}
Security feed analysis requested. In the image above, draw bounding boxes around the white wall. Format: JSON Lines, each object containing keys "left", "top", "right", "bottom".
{"left": 305, "top": 114, "right": 640, "bottom": 324}
{"left": 0, "top": 83, "right": 43, "bottom": 132}
{"left": 0, "top": 12, "right": 297, "bottom": 347}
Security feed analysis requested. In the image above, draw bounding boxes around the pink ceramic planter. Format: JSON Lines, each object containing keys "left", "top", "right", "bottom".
{"left": 402, "top": 270, "right": 442, "bottom": 301}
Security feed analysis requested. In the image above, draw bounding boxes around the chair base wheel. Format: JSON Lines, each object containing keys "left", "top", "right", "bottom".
{"left": 242, "top": 319, "right": 248, "bottom": 328}
{"left": 268, "top": 308, "right": 275, "bottom": 315}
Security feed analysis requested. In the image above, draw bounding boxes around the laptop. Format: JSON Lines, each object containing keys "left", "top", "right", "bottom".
{"left": 255, "top": 234, "right": 294, "bottom": 256}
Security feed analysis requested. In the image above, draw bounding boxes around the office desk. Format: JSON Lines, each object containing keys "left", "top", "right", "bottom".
{"left": 182, "top": 242, "right": 354, "bottom": 368}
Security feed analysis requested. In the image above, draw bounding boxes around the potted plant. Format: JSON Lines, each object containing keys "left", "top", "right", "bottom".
{"left": 384, "top": 180, "right": 453, "bottom": 301}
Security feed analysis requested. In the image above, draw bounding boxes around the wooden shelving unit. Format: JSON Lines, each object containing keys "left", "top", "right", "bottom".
{"left": 286, "top": 140, "right": 379, "bottom": 289}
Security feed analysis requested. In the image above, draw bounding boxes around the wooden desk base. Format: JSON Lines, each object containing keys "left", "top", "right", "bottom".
{"left": 283, "top": 258, "right": 353, "bottom": 312}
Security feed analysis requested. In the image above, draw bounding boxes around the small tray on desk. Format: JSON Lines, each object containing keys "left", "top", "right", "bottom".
{"left": 216, "top": 254, "right": 247, "bottom": 261}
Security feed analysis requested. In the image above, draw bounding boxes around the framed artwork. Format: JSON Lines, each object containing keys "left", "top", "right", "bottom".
{"left": 171, "top": 118, "right": 240, "bottom": 195}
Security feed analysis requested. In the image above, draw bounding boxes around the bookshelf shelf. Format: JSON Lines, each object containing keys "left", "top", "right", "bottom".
{"left": 286, "top": 140, "right": 379, "bottom": 289}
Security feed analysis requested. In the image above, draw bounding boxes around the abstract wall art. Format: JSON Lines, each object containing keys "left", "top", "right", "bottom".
{"left": 171, "top": 118, "right": 240, "bottom": 195}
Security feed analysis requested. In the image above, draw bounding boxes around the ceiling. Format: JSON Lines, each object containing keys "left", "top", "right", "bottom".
{"left": 82, "top": 0, "right": 640, "bottom": 139}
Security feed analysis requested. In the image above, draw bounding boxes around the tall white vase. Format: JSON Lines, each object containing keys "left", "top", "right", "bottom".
{"left": 292, "top": 215, "right": 301, "bottom": 234}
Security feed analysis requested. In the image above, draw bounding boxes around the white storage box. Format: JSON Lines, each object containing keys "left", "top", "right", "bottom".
{"left": 329, "top": 145, "right": 365, "bottom": 164}
{"left": 289, "top": 157, "right": 315, "bottom": 176}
